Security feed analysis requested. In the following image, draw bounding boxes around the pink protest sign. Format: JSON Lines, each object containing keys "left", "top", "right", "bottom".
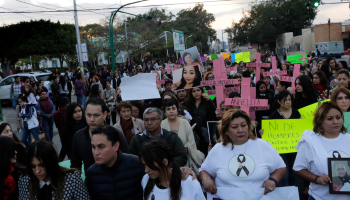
{"left": 224, "top": 67, "right": 237, "bottom": 73}
{"left": 166, "top": 64, "right": 171, "bottom": 74}
{"left": 263, "top": 57, "right": 287, "bottom": 77}
{"left": 225, "top": 98, "right": 268, "bottom": 107}
{"left": 292, "top": 64, "right": 300, "bottom": 90}
{"left": 279, "top": 76, "right": 294, "bottom": 82}
{"left": 156, "top": 80, "right": 165, "bottom": 84}
{"left": 200, "top": 80, "right": 215, "bottom": 87}
{"left": 207, "top": 90, "right": 215, "bottom": 95}
{"left": 250, "top": 105, "right": 270, "bottom": 112}
{"left": 245, "top": 53, "right": 270, "bottom": 82}
{"left": 224, "top": 87, "right": 240, "bottom": 93}
{"left": 212, "top": 57, "right": 227, "bottom": 107}
{"left": 246, "top": 63, "right": 270, "bottom": 67}
{"left": 298, "top": 53, "right": 311, "bottom": 65}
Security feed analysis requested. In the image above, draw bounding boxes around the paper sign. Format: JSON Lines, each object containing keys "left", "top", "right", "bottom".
{"left": 235, "top": 52, "right": 251, "bottom": 63}
{"left": 225, "top": 98, "right": 268, "bottom": 107}
{"left": 200, "top": 80, "right": 215, "bottom": 86}
{"left": 220, "top": 53, "right": 230, "bottom": 60}
{"left": 204, "top": 90, "right": 216, "bottom": 100}
{"left": 287, "top": 54, "right": 309, "bottom": 64}
{"left": 211, "top": 54, "right": 218, "bottom": 60}
{"left": 264, "top": 71, "right": 288, "bottom": 77}
{"left": 343, "top": 112, "right": 350, "bottom": 132}
{"left": 200, "top": 80, "right": 239, "bottom": 87}
{"left": 231, "top": 53, "right": 238, "bottom": 63}
{"left": 120, "top": 73, "right": 161, "bottom": 101}
{"left": 298, "top": 99, "right": 330, "bottom": 119}
{"left": 279, "top": 76, "right": 294, "bottom": 82}
{"left": 262, "top": 119, "right": 314, "bottom": 154}
{"left": 207, "top": 186, "right": 299, "bottom": 200}
{"left": 225, "top": 67, "right": 237, "bottom": 72}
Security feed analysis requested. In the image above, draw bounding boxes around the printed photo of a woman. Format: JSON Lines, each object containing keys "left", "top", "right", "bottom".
{"left": 174, "top": 65, "right": 202, "bottom": 91}
{"left": 181, "top": 47, "right": 205, "bottom": 72}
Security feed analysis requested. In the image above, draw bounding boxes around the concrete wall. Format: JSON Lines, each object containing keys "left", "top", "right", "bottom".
{"left": 314, "top": 23, "right": 343, "bottom": 43}
{"left": 302, "top": 28, "right": 313, "bottom": 55}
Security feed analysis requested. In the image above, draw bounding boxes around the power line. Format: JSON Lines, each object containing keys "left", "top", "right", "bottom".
{"left": 65, "top": 0, "right": 107, "bottom": 16}
{"left": 0, "top": 6, "right": 37, "bottom": 19}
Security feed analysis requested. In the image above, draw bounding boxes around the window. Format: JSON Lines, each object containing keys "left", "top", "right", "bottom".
{"left": 1, "top": 77, "right": 14, "bottom": 85}
{"left": 36, "top": 75, "right": 49, "bottom": 82}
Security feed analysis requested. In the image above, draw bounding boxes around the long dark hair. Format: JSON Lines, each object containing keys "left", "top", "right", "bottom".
{"left": 271, "top": 90, "right": 292, "bottom": 111}
{"left": 185, "top": 87, "right": 208, "bottom": 114}
{"left": 320, "top": 64, "right": 332, "bottom": 80}
{"left": 63, "top": 103, "right": 86, "bottom": 135}
{"left": 256, "top": 81, "right": 267, "bottom": 96}
{"left": 339, "top": 61, "right": 348, "bottom": 70}
{"left": 0, "top": 136, "right": 16, "bottom": 197}
{"left": 139, "top": 140, "right": 182, "bottom": 200}
{"left": 314, "top": 71, "right": 329, "bottom": 91}
{"left": 176, "top": 66, "right": 201, "bottom": 90}
{"left": 24, "top": 84, "right": 36, "bottom": 97}
{"left": 89, "top": 84, "right": 101, "bottom": 98}
{"left": 0, "top": 123, "right": 21, "bottom": 143}
{"left": 295, "top": 75, "right": 318, "bottom": 103}
{"left": 26, "top": 141, "right": 75, "bottom": 199}
{"left": 59, "top": 76, "right": 66, "bottom": 90}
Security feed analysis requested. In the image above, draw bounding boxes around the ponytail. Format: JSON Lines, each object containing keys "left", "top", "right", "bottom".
{"left": 169, "top": 161, "right": 182, "bottom": 200}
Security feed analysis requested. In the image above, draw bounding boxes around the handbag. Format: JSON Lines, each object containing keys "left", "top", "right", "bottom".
{"left": 27, "top": 108, "right": 39, "bottom": 130}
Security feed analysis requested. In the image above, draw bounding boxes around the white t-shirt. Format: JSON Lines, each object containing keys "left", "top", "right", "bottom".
{"left": 199, "top": 139, "right": 285, "bottom": 190}
{"left": 141, "top": 174, "right": 205, "bottom": 200}
{"left": 293, "top": 133, "right": 350, "bottom": 200}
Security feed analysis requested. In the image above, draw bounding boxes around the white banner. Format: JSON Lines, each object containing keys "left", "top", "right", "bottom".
{"left": 207, "top": 186, "right": 299, "bottom": 200}
{"left": 119, "top": 73, "right": 161, "bottom": 101}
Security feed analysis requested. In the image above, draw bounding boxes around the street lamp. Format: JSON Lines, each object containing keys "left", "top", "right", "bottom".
{"left": 185, "top": 35, "right": 193, "bottom": 49}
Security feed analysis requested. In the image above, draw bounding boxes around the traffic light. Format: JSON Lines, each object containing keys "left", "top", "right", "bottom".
{"left": 305, "top": 1, "right": 320, "bottom": 9}
{"left": 143, "top": 15, "right": 153, "bottom": 20}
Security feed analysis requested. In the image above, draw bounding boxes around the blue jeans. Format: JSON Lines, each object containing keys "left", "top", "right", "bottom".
{"left": 42, "top": 118, "right": 54, "bottom": 142}
{"left": 308, "top": 196, "right": 315, "bottom": 200}
{"left": 12, "top": 97, "right": 18, "bottom": 110}
{"left": 21, "top": 127, "right": 40, "bottom": 148}
{"left": 77, "top": 96, "right": 86, "bottom": 109}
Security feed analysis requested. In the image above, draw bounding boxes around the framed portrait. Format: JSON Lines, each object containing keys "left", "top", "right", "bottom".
{"left": 328, "top": 157, "right": 350, "bottom": 194}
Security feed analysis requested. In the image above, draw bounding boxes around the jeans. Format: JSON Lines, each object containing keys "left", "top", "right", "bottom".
{"left": 42, "top": 118, "right": 54, "bottom": 142}
{"left": 77, "top": 96, "right": 86, "bottom": 110}
{"left": 308, "top": 196, "right": 315, "bottom": 200}
{"left": 12, "top": 97, "right": 18, "bottom": 110}
{"left": 21, "top": 127, "right": 40, "bottom": 148}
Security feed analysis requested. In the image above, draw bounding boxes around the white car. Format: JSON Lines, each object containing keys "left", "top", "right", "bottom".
{"left": 0, "top": 72, "right": 52, "bottom": 100}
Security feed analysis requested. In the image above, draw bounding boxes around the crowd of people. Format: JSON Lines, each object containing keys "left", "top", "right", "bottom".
{"left": 1, "top": 53, "right": 350, "bottom": 200}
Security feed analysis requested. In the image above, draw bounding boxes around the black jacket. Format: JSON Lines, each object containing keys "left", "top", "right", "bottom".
{"left": 70, "top": 126, "right": 129, "bottom": 173}
{"left": 85, "top": 150, "right": 144, "bottom": 200}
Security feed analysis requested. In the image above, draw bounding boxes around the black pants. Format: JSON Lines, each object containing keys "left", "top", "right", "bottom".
{"left": 106, "top": 110, "right": 117, "bottom": 125}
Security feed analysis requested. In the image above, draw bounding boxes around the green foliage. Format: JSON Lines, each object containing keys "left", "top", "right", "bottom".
{"left": 230, "top": 0, "right": 317, "bottom": 48}
{"left": 0, "top": 20, "right": 76, "bottom": 76}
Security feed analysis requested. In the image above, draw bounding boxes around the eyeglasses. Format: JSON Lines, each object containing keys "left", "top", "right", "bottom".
{"left": 144, "top": 117, "right": 160, "bottom": 123}
{"left": 208, "top": 76, "right": 214, "bottom": 78}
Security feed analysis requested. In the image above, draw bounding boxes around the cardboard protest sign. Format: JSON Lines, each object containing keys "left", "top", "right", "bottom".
{"left": 287, "top": 54, "right": 309, "bottom": 64}
{"left": 262, "top": 119, "right": 314, "bottom": 154}
{"left": 235, "top": 52, "right": 251, "bottom": 63}
{"left": 119, "top": 73, "right": 161, "bottom": 101}
{"left": 172, "top": 65, "right": 202, "bottom": 91}
{"left": 180, "top": 46, "right": 204, "bottom": 72}
{"left": 231, "top": 53, "right": 238, "bottom": 63}
{"left": 220, "top": 53, "right": 230, "bottom": 60}
{"left": 245, "top": 53, "right": 269, "bottom": 82}
{"left": 241, "top": 49, "right": 257, "bottom": 61}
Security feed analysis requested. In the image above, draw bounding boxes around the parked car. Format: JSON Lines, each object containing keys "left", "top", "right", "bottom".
{"left": 0, "top": 72, "right": 51, "bottom": 100}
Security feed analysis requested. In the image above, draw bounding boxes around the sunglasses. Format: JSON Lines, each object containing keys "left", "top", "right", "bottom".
{"left": 208, "top": 76, "right": 214, "bottom": 78}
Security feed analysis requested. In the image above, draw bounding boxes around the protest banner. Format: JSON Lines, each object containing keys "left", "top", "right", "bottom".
{"left": 278, "top": 64, "right": 300, "bottom": 90}
{"left": 231, "top": 53, "right": 238, "bottom": 63}
{"left": 287, "top": 53, "right": 309, "bottom": 64}
{"left": 245, "top": 52, "right": 270, "bottom": 82}
{"left": 225, "top": 67, "right": 237, "bottom": 73}
{"left": 119, "top": 73, "right": 161, "bottom": 101}
{"left": 180, "top": 46, "right": 204, "bottom": 72}
{"left": 262, "top": 119, "right": 314, "bottom": 154}
{"left": 298, "top": 52, "right": 311, "bottom": 65}
{"left": 235, "top": 52, "right": 251, "bottom": 63}
{"left": 172, "top": 29, "right": 185, "bottom": 52}
{"left": 241, "top": 49, "right": 257, "bottom": 61}
{"left": 207, "top": 186, "right": 299, "bottom": 200}
{"left": 206, "top": 87, "right": 240, "bottom": 96}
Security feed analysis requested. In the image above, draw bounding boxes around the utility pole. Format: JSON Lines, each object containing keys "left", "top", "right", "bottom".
{"left": 328, "top": 18, "right": 331, "bottom": 42}
{"left": 73, "top": 0, "right": 84, "bottom": 68}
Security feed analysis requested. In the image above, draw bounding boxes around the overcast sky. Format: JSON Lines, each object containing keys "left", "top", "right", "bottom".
{"left": 0, "top": 0, "right": 349, "bottom": 43}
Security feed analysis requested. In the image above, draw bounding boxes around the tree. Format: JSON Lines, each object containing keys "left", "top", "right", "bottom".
{"left": 172, "top": 3, "right": 216, "bottom": 53}
{"left": 230, "top": 0, "right": 317, "bottom": 48}
{"left": 0, "top": 20, "right": 76, "bottom": 76}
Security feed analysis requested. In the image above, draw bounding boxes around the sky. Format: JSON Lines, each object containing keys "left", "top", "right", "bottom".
{"left": 0, "top": 0, "right": 349, "bottom": 44}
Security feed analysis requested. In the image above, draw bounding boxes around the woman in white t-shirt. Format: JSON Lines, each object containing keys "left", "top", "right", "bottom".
{"left": 139, "top": 140, "right": 205, "bottom": 200}
{"left": 199, "top": 109, "right": 286, "bottom": 198}
{"left": 293, "top": 102, "right": 350, "bottom": 200}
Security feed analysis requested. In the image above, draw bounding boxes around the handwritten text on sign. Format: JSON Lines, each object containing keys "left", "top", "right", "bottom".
{"left": 246, "top": 63, "right": 270, "bottom": 67}
{"left": 263, "top": 71, "right": 288, "bottom": 77}
{"left": 262, "top": 119, "right": 313, "bottom": 154}
{"left": 207, "top": 87, "right": 241, "bottom": 95}
{"left": 279, "top": 76, "right": 294, "bottom": 82}
{"left": 200, "top": 79, "right": 239, "bottom": 87}
{"left": 250, "top": 106, "right": 270, "bottom": 112}
{"left": 225, "top": 98, "right": 268, "bottom": 107}
{"left": 156, "top": 80, "right": 165, "bottom": 84}
{"left": 224, "top": 67, "right": 237, "bottom": 73}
